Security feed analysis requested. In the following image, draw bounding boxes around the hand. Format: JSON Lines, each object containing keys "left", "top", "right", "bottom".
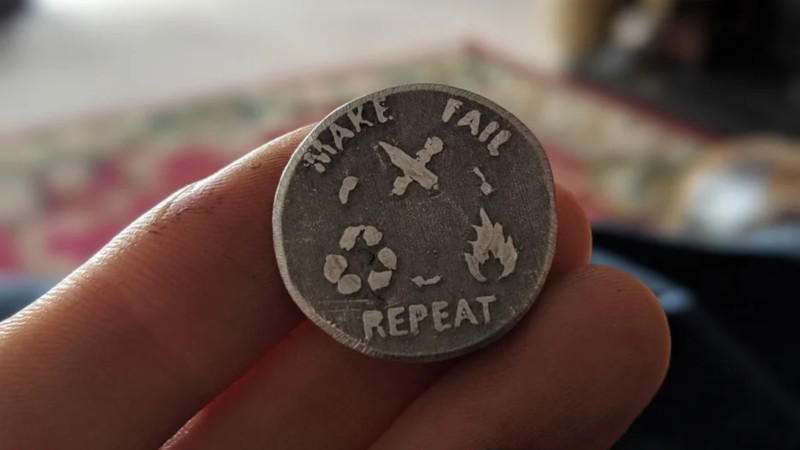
{"left": 0, "top": 126, "right": 669, "bottom": 449}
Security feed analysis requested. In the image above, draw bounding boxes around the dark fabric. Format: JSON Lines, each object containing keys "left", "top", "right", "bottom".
{"left": 594, "top": 230, "right": 800, "bottom": 449}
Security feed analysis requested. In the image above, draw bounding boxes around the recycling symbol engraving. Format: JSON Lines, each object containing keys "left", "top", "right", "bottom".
{"left": 323, "top": 225, "right": 397, "bottom": 295}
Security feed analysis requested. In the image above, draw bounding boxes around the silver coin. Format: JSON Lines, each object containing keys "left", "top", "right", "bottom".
{"left": 273, "top": 84, "right": 556, "bottom": 361}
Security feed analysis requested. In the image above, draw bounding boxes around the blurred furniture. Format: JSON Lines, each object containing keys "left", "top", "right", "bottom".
{"left": 576, "top": 0, "right": 800, "bottom": 138}
{"left": 665, "top": 136, "right": 800, "bottom": 241}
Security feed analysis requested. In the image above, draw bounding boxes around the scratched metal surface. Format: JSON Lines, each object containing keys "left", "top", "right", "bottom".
{"left": 274, "top": 84, "right": 556, "bottom": 361}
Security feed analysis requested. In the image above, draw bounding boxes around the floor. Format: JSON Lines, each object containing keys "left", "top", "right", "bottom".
{"left": 0, "top": 0, "right": 562, "bottom": 136}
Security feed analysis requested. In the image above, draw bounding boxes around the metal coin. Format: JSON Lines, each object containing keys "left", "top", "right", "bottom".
{"left": 273, "top": 84, "right": 556, "bottom": 361}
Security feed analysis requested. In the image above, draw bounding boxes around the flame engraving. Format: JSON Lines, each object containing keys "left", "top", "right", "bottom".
{"left": 464, "top": 208, "right": 518, "bottom": 282}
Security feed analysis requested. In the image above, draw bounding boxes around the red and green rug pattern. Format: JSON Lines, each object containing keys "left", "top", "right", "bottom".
{"left": 0, "top": 44, "right": 711, "bottom": 276}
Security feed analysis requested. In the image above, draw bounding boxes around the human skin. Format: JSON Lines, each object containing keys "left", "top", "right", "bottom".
{"left": 0, "top": 125, "right": 670, "bottom": 450}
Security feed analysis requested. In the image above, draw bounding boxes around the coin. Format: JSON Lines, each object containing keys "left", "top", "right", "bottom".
{"left": 273, "top": 84, "right": 556, "bottom": 361}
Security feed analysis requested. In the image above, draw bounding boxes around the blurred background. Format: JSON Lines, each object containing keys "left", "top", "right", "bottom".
{"left": 0, "top": 0, "right": 798, "bottom": 447}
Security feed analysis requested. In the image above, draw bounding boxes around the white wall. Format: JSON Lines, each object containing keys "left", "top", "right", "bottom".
{"left": 0, "top": 0, "right": 561, "bottom": 135}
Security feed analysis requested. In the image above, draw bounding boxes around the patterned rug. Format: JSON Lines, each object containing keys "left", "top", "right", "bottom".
{"left": 0, "top": 43, "right": 711, "bottom": 276}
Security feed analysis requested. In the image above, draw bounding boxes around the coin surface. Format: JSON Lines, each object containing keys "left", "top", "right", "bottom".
{"left": 274, "top": 84, "right": 556, "bottom": 361}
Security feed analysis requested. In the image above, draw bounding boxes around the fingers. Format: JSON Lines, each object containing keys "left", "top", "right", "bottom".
{"left": 552, "top": 187, "right": 592, "bottom": 274}
{"left": 0, "top": 117, "right": 594, "bottom": 450}
{"left": 371, "top": 266, "right": 670, "bottom": 450}
{"left": 161, "top": 185, "right": 593, "bottom": 450}
{"left": 0, "top": 126, "right": 312, "bottom": 450}
{"left": 163, "top": 321, "right": 450, "bottom": 450}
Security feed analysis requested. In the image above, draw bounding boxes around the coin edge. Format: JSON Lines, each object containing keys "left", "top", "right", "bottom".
{"left": 272, "top": 83, "right": 558, "bottom": 362}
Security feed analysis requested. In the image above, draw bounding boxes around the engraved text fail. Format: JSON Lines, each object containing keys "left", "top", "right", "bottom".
{"left": 442, "top": 97, "right": 512, "bottom": 156}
